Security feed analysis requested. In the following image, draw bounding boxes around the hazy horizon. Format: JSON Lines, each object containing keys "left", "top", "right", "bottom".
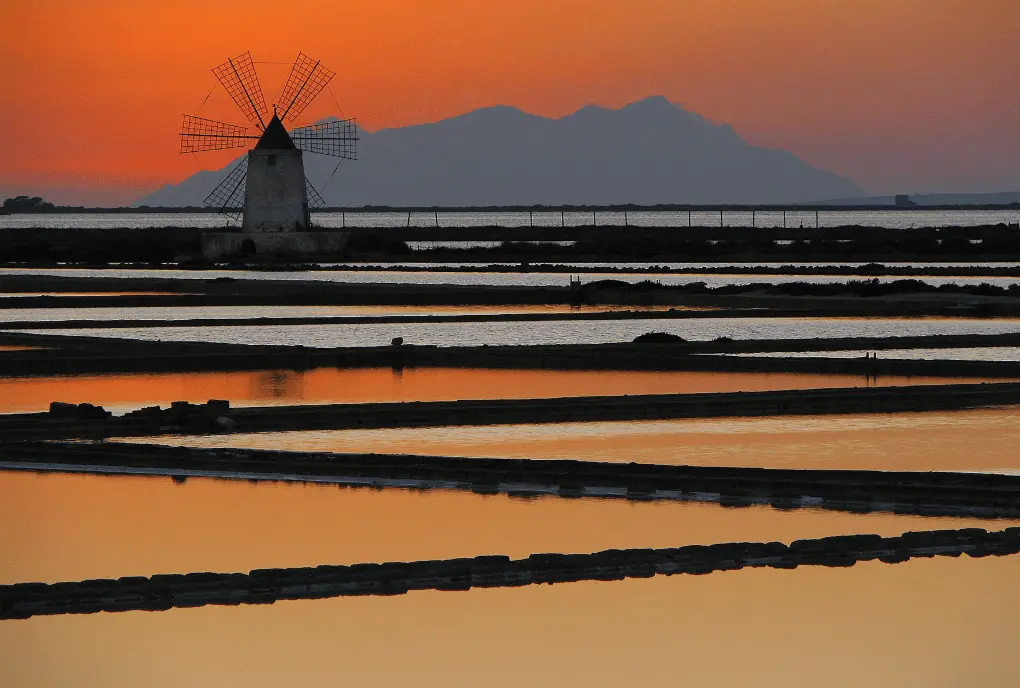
{"left": 2, "top": 1, "right": 1018, "bottom": 205}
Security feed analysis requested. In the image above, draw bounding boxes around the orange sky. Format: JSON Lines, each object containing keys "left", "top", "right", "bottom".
{"left": 1, "top": 0, "right": 1018, "bottom": 204}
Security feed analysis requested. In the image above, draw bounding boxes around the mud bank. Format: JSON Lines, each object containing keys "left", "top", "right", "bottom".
{"left": 5, "top": 442, "right": 1020, "bottom": 519}
{"left": 3, "top": 381, "right": 1020, "bottom": 441}
{"left": 4, "top": 223, "right": 1020, "bottom": 263}
{"left": 5, "top": 274, "right": 1020, "bottom": 317}
{"left": 3, "top": 528, "right": 1017, "bottom": 619}
{"left": 5, "top": 333, "right": 1020, "bottom": 378}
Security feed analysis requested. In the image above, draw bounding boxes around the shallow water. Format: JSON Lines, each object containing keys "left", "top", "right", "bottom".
{"left": 0, "top": 304, "right": 682, "bottom": 324}
{"left": 2, "top": 470, "right": 1005, "bottom": 586}
{"left": 142, "top": 407, "right": 1020, "bottom": 474}
{"left": 729, "top": 347, "right": 1020, "bottom": 362}
{"left": 24, "top": 316, "right": 1020, "bottom": 348}
{"left": 0, "top": 369, "right": 978, "bottom": 414}
{"left": 1, "top": 557, "right": 1017, "bottom": 687}
{"left": 3, "top": 208, "right": 1017, "bottom": 229}
{"left": 4, "top": 265, "right": 1020, "bottom": 287}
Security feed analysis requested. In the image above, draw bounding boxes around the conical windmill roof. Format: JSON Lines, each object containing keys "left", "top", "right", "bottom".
{"left": 255, "top": 113, "right": 297, "bottom": 150}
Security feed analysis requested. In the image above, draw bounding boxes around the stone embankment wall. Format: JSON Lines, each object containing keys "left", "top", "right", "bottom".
{"left": 3, "top": 528, "right": 1017, "bottom": 619}
{"left": 4, "top": 381, "right": 1020, "bottom": 442}
{"left": 5, "top": 333, "right": 1020, "bottom": 379}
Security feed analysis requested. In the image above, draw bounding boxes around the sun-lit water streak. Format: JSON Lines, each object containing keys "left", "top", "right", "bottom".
{"left": 137, "top": 407, "right": 1020, "bottom": 475}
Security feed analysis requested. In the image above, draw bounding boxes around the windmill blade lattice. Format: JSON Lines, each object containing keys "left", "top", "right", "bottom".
{"left": 211, "top": 52, "right": 268, "bottom": 129}
{"left": 203, "top": 157, "right": 249, "bottom": 222}
{"left": 291, "top": 119, "right": 358, "bottom": 159}
{"left": 305, "top": 177, "right": 328, "bottom": 209}
{"left": 278, "top": 52, "right": 336, "bottom": 125}
{"left": 180, "top": 115, "right": 257, "bottom": 153}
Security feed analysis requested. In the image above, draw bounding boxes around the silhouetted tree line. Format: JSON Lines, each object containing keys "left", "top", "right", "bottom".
{"left": 3, "top": 196, "right": 54, "bottom": 211}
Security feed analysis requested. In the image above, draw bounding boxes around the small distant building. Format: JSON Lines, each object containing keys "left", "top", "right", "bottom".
{"left": 895, "top": 194, "right": 917, "bottom": 208}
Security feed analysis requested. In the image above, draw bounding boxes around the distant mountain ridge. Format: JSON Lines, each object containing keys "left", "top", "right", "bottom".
{"left": 136, "top": 96, "right": 863, "bottom": 207}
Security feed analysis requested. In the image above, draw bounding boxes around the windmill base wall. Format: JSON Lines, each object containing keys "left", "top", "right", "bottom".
{"left": 201, "top": 232, "right": 349, "bottom": 260}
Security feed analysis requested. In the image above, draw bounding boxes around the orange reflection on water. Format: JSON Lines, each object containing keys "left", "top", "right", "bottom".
{"left": 1, "top": 471, "right": 1012, "bottom": 586}
{"left": 0, "top": 368, "right": 997, "bottom": 414}
{"left": 156, "top": 407, "right": 1020, "bottom": 474}
{"left": 1, "top": 557, "right": 1017, "bottom": 687}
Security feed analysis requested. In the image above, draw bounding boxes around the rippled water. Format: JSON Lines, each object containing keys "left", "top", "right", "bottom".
{"left": 3, "top": 209, "right": 1018, "bottom": 229}
{"left": 4, "top": 265, "right": 1020, "bottom": 287}
{"left": 24, "top": 316, "right": 1020, "bottom": 348}
{"left": 0, "top": 304, "right": 682, "bottom": 324}
{"left": 728, "top": 347, "right": 1020, "bottom": 362}
{"left": 142, "top": 407, "right": 1020, "bottom": 474}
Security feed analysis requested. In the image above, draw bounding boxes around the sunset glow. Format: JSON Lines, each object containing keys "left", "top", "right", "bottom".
{"left": 2, "top": 0, "right": 1018, "bottom": 204}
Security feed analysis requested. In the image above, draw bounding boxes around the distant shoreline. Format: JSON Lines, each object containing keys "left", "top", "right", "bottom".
{"left": 4, "top": 203, "right": 1020, "bottom": 214}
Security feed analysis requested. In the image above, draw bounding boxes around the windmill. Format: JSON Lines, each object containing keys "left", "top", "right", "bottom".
{"left": 180, "top": 51, "right": 357, "bottom": 234}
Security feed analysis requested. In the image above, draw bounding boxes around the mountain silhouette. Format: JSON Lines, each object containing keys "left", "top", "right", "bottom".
{"left": 136, "top": 96, "right": 862, "bottom": 207}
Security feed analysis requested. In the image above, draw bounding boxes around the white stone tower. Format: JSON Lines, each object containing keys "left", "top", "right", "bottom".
{"left": 241, "top": 111, "right": 309, "bottom": 232}
{"left": 181, "top": 52, "right": 357, "bottom": 259}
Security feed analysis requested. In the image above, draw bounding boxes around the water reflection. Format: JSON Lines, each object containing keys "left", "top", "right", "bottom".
{"left": 0, "top": 369, "right": 982, "bottom": 414}
{"left": 145, "top": 407, "right": 1020, "bottom": 474}
{"left": 1, "top": 558, "right": 1017, "bottom": 686}
{"left": 251, "top": 370, "right": 304, "bottom": 401}
{"left": 1, "top": 470, "right": 1012, "bottom": 586}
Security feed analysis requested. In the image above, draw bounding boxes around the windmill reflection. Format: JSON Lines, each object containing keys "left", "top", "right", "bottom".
{"left": 251, "top": 370, "right": 305, "bottom": 401}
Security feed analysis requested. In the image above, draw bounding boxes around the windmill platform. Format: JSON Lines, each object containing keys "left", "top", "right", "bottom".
{"left": 200, "top": 229, "right": 349, "bottom": 260}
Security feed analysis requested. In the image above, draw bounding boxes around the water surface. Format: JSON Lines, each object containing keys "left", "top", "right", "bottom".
{"left": 3, "top": 208, "right": 1017, "bottom": 229}
{"left": 4, "top": 265, "right": 1020, "bottom": 287}
{"left": 142, "top": 407, "right": 1020, "bottom": 474}
{"left": 25, "top": 316, "right": 1020, "bottom": 348}
{"left": 1, "top": 557, "right": 1016, "bottom": 686}
{"left": 2, "top": 470, "right": 1005, "bottom": 586}
{"left": 729, "top": 347, "right": 1020, "bottom": 362}
{"left": 0, "top": 369, "right": 978, "bottom": 414}
{"left": 0, "top": 304, "right": 682, "bottom": 324}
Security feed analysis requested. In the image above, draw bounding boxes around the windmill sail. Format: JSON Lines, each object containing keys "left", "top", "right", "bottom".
{"left": 181, "top": 51, "right": 354, "bottom": 232}
{"left": 305, "top": 177, "right": 328, "bottom": 209}
{"left": 290, "top": 119, "right": 358, "bottom": 158}
{"left": 180, "top": 115, "right": 257, "bottom": 153}
{"left": 203, "top": 157, "right": 249, "bottom": 222}
{"left": 278, "top": 52, "right": 336, "bottom": 125}
{"left": 211, "top": 51, "right": 268, "bottom": 129}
